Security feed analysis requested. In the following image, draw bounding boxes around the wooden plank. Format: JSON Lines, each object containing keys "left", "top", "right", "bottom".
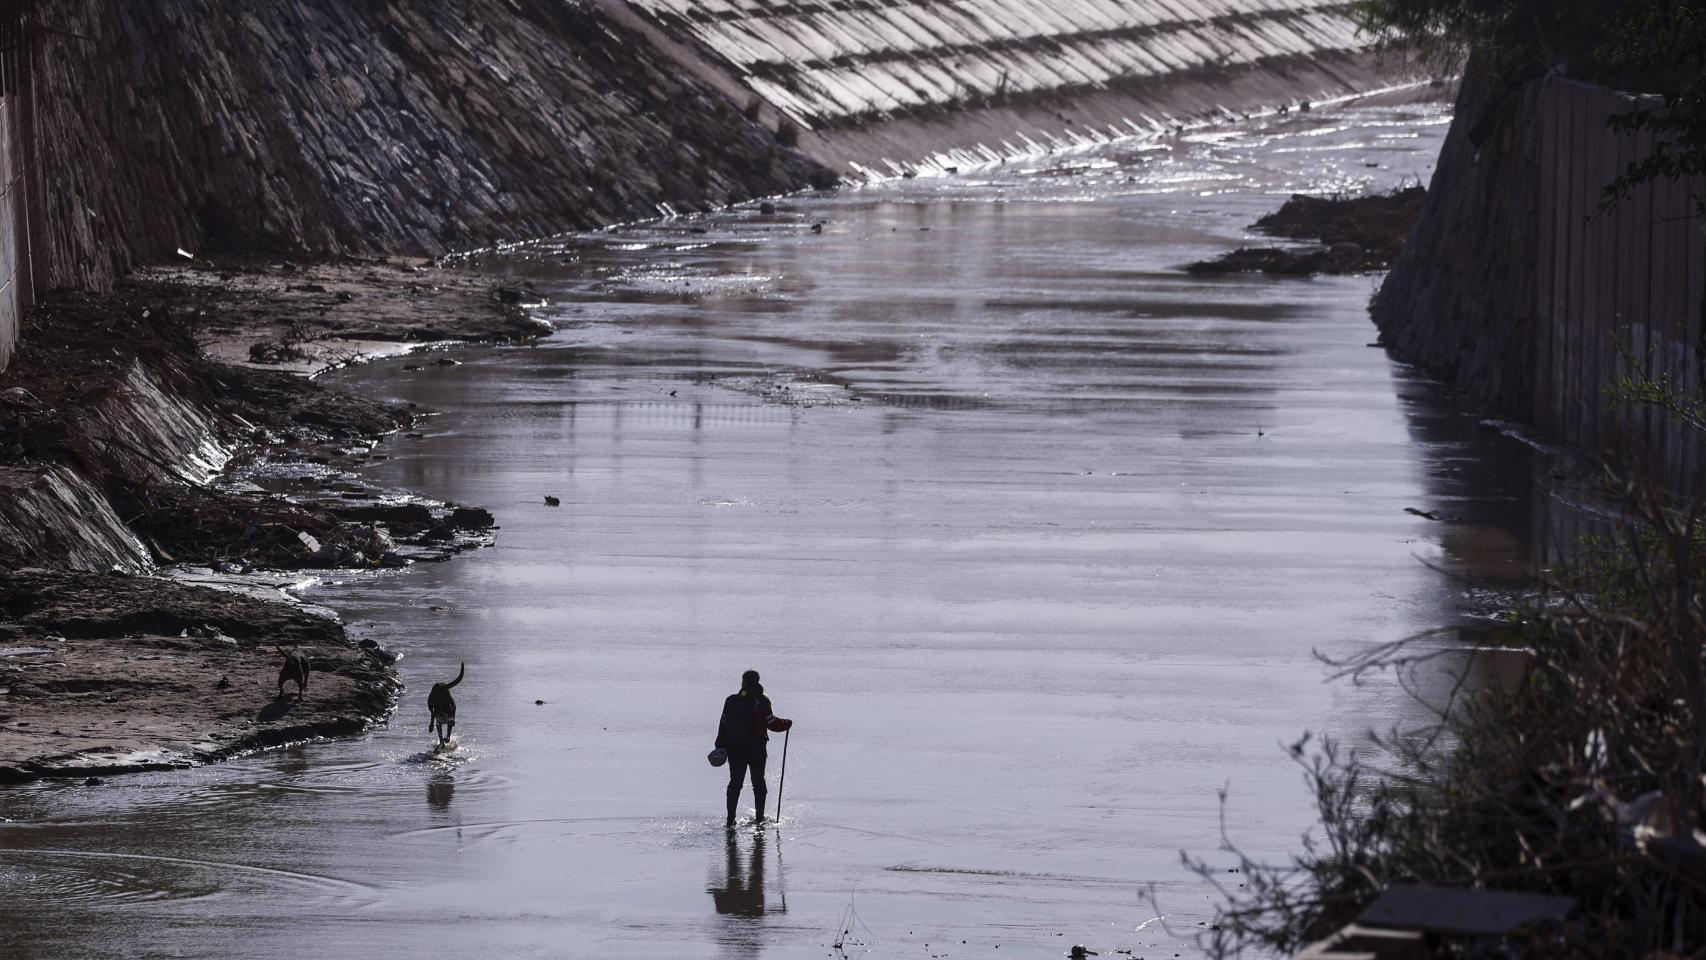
{"left": 1594, "top": 86, "right": 1621, "bottom": 460}
{"left": 1684, "top": 170, "right": 1706, "bottom": 490}
{"left": 1555, "top": 80, "right": 1576, "bottom": 436}
{"left": 1662, "top": 170, "right": 1690, "bottom": 490}
{"left": 1534, "top": 77, "right": 1557, "bottom": 433}
{"left": 1568, "top": 84, "right": 1591, "bottom": 452}
{"left": 1357, "top": 885, "right": 1576, "bottom": 937}
{"left": 1562, "top": 81, "right": 1576, "bottom": 446}
{"left": 1624, "top": 92, "right": 1651, "bottom": 474}
{"left": 1294, "top": 923, "right": 1423, "bottom": 960}
{"left": 1600, "top": 86, "right": 1621, "bottom": 457}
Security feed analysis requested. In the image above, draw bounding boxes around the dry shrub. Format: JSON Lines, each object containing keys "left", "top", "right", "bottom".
{"left": 1193, "top": 455, "right": 1706, "bottom": 957}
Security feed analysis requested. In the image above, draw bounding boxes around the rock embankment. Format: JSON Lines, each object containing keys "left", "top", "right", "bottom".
{"left": 1188, "top": 187, "right": 1427, "bottom": 276}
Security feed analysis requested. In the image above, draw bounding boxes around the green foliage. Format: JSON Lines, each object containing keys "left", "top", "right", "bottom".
{"left": 1599, "top": 1, "right": 1706, "bottom": 209}
{"left": 1352, "top": 0, "right": 1649, "bottom": 73}
{"left": 1203, "top": 487, "right": 1706, "bottom": 957}
{"left": 1354, "top": 0, "right": 1706, "bottom": 204}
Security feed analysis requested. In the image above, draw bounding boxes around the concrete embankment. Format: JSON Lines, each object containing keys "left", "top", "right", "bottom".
{"left": 0, "top": 1, "right": 1406, "bottom": 373}
{"left": 1373, "top": 61, "right": 1706, "bottom": 493}
{"left": 612, "top": 0, "right": 1403, "bottom": 176}
{"left": 26, "top": 0, "right": 827, "bottom": 293}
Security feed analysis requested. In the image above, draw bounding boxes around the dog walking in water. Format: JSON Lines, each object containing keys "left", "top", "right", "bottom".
{"left": 277, "top": 648, "right": 311, "bottom": 699}
{"left": 427, "top": 663, "right": 465, "bottom": 745}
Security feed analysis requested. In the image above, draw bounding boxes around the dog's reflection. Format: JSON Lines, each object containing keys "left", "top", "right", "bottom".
{"left": 427, "top": 770, "right": 455, "bottom": 811}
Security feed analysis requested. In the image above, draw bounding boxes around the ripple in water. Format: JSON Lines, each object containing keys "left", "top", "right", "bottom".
{"left": 158, "top": 752, "right": 512, "bottom": 811}
{"left": 0, "top": 849, "right": 378, "bottom": 909}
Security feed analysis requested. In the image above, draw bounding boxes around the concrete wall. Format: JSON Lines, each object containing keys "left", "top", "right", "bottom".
{"left": 1375, "top": 66, "right": 1706, "bottom": 492}
{"left": 25, "top": 0, "right": 824, "bottom": 293}
{"left": 620, "top": 0, "right": 1392, "bottom": 175}
{"left": 0, "top": 1, "right": 35, "bottom": 374}
{"left": 1533, "top": 77, "right": 1706, "bottom": 493}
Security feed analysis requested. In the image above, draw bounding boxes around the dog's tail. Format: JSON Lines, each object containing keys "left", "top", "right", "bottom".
{"left": 445, "top": 662, "right": 465, "bottom": 689}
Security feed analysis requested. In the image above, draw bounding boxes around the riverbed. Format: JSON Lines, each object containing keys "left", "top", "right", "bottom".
{"left": 1, "top": 99, "right": 1542, "bottom": 959}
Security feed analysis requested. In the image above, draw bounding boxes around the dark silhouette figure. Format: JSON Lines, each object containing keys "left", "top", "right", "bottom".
{"left": 707, "top": 831, "right": 783, "bottom": 960}
{"left": 709, "top": 830, "right": 768, "bottom": 918}
{"left": 427, "top": 771, "right": 455, "bottom": 811}
{"left": 276, "top": 647, "right": 310, "bottom": 700}
{"left": 716, "top": 669, "right": 792, "bottom": 827}
{"left": 427, "top": 663, "right": 465, "bottom": 745}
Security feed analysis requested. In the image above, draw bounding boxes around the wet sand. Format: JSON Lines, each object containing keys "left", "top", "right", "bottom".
{"left": 1, "top": 103, "right": 1544, "bottom": 959}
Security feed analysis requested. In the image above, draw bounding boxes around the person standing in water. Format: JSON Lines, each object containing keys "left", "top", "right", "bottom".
{"left": 716, "top": 669, "right": 792, "bottom": 828}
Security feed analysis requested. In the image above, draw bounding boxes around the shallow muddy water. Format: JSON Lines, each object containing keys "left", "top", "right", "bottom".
{"left": 4, "top": 102, "right": 1549, "bottom": 959}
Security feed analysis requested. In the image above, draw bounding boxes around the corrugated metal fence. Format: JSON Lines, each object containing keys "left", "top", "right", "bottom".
{"left": 1533, "top": 74, "right": 1706, "bottom": 493}
{"left": 0, "top": 0, "right": 36, "bottom": 374}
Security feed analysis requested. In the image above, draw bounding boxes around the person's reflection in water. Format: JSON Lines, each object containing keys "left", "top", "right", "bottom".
{"left": 708, "top": 831, "right": 783, "bottom": 958}
{"left": 427, "top": 770, "right": 455, "bottom": 812}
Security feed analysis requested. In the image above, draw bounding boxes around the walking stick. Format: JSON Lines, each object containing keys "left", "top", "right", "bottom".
{"left": 774, "top": 728, "right": 790, "bottom": 824}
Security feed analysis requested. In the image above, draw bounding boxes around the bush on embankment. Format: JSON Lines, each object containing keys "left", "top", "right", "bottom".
{"left": 1193, "top": 3, "right": 1706, "bottom": 956}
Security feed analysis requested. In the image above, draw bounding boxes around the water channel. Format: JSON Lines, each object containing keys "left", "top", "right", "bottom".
{"left": 1, "top": 98, "right": 1547, "bottom": 959}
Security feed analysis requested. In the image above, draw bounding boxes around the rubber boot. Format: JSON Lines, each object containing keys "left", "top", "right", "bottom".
{"left": 752, "top": 787, "right": 768, "bottom": 824}
{"left": 726, "top": 784, "right": 740, "bottom": 828}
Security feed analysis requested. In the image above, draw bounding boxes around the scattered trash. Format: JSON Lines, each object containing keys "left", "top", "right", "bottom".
{"left": 175, "top": 247, "right": 194, "bottom": 259}
{"left": 1404, "top": 507, "right": 1443, "bottom": 520}
{"left": 534, "top": 699, "right": 546, "bottom": 705}
{"left": 543, "top": 495, "right": 560, "bottom": 507}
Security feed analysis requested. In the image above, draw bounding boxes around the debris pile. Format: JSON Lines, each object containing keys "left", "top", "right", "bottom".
{"left": 1188, "top": 186, "right": 1426, "bottom": 276}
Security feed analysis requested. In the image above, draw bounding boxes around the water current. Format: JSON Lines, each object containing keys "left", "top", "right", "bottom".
{"left": 2, "top": 98, "right": 1549, "bottom": 959}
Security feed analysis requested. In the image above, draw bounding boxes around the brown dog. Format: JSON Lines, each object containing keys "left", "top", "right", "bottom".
{"left": 427, "top": 663, "right": 464, "bottom": 745}
{"left": 277, "top": 647, "right": 311, "bottom": 699}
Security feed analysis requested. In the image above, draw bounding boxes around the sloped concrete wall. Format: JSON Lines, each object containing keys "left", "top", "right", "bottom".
{"left": 27, "top": 0, "right": 825, "bottom": 293}
{"left": 0, "top": 2, "right": 35, "bottom": 374}
{"left": 621, "top": 0, "right": 1388, "bottom": 174}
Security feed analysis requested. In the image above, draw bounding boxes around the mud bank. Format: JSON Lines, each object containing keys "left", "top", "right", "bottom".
{"left": 1188, "top": 186, "right": 1427, "bottom": 276}
{"left": 0, "top": 570, "right": 398, "bottom": 783}
{"left": 0, "top": 261, "right": 533, "bottom": 780}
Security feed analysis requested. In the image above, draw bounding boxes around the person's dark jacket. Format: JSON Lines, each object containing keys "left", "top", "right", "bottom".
{"left": 716, "top": 688, "right": 791, "bottom": 754}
